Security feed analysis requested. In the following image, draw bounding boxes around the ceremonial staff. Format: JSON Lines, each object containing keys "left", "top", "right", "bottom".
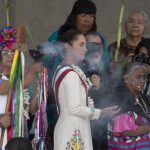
{"left": 114, "top": 0, "right": 125, "bottom": 62}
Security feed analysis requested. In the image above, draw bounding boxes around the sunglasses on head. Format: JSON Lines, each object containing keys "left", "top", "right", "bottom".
{"left": 86, "top": 42, "right": 102, "bottom": 52}
{"left": 2, "top": 51, "right": 15, "bottom": 57}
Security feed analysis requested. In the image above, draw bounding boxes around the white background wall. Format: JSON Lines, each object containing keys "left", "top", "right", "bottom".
{"left": 0, "top": 0, "right": 150, "bottom": 48}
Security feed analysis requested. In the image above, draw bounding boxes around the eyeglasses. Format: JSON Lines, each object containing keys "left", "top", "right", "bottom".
{"left": 1, "top": 51, "right": 15, "bottom": 58}
{"left": 86, "top": 42, "right": 102, "bottom": 52}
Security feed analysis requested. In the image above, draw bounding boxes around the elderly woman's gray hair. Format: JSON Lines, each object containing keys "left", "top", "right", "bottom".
{"left": 124, "top": 10, "right": 149, "bottom": 26}
{"left": 123, "top": 62, "right": 145, "bottom": 77}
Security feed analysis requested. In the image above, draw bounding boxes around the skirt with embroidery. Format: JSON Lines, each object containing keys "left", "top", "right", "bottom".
{"left": 108, "top": 111, "right": 150, "bottom": 150}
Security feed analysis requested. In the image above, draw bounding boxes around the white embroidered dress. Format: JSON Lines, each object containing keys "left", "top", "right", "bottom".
{"left": 53, "top": 65, "right": 100, "bottom": 150}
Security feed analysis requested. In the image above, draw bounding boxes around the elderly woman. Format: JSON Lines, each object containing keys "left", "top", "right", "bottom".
{"left": 109, "top": 10, "right": 148, "bottom": 78}
{"left": 52, "top": 29, "right": 119, "bottom": 150}
{"left": 108, "top": 62, "right": 150, "bottom": 149}
{"left": 109, "top": 10, "right": 149, "bottom": 90}
{"left": 109, "top": 10, "right": 148, "bottom": 73}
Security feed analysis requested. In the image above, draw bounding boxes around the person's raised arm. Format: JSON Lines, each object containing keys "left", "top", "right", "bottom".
{"left": 24, "top": 62, "right": 44, "bottom": 88}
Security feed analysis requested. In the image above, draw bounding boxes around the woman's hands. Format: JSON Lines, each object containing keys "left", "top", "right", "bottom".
{"left": 24, "top": 62, "right": 44, "bottom": 88}
{"left": 89, "top": 106, "right": 120, "bottom": 120}
{"left": 100, "top": 106, "right": 120, "bottom": 118}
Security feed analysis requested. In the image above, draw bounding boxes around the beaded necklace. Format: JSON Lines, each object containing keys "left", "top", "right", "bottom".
{"left": 135, "top": 94, "right": 150, "bottom": 119}
{"left": 71, "top": 64, "right": 92, "bottom": 88}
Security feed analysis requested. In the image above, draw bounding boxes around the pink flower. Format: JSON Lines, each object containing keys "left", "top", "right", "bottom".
{"left": 6, "top": 41, "right": 13, "bottom": 49}
{"left": 0, "top": 35, "right": 4, "bottom": 42}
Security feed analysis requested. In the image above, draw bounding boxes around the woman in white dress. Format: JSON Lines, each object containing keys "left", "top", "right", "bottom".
{"left": 52, "top": 29, "right": 119, "bottom": 150}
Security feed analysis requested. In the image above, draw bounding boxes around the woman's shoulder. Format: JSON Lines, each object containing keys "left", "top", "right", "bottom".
{"left": 55, "top": 67, "right": 80, "bottom": 88}
{"left": 60, "top": 65, "right": 79, "bottom": 78}
{"left": 53, "top": 65, "right": 77, "bottom": 81}
{"left": 108, "top": 38, "right": 125, "bottom": 50}
{"left": 64, "top": 70, "right": 79, "bottom": 82}
{"left": 48, "top": 31, "right": 58, "bottom": 42}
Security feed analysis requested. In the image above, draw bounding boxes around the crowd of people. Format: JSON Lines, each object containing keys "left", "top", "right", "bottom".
{"left": 1, "top": 0, "right": 150, "bottom": 150}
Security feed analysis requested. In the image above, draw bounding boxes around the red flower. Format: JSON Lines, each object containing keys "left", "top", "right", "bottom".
{"left": 6, "top": 41, "right": 13, "bottom": 49}
{"left": 0, "top": 35, "right": 4, "bottom": 42}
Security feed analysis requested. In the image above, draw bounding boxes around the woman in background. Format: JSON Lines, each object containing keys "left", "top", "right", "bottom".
{"left": 109, "top": 10, "right": 148, "bottom": 65}
{"left": 108, "top": 62, "right": 150, "bottom": 150}
{"left": 109, "top": 10, "right": 149, "bottom": 85}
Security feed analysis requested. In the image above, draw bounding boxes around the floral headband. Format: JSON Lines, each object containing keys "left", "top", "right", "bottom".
{"left": 0, "top": 26, "right": 16, "bottom": 50}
